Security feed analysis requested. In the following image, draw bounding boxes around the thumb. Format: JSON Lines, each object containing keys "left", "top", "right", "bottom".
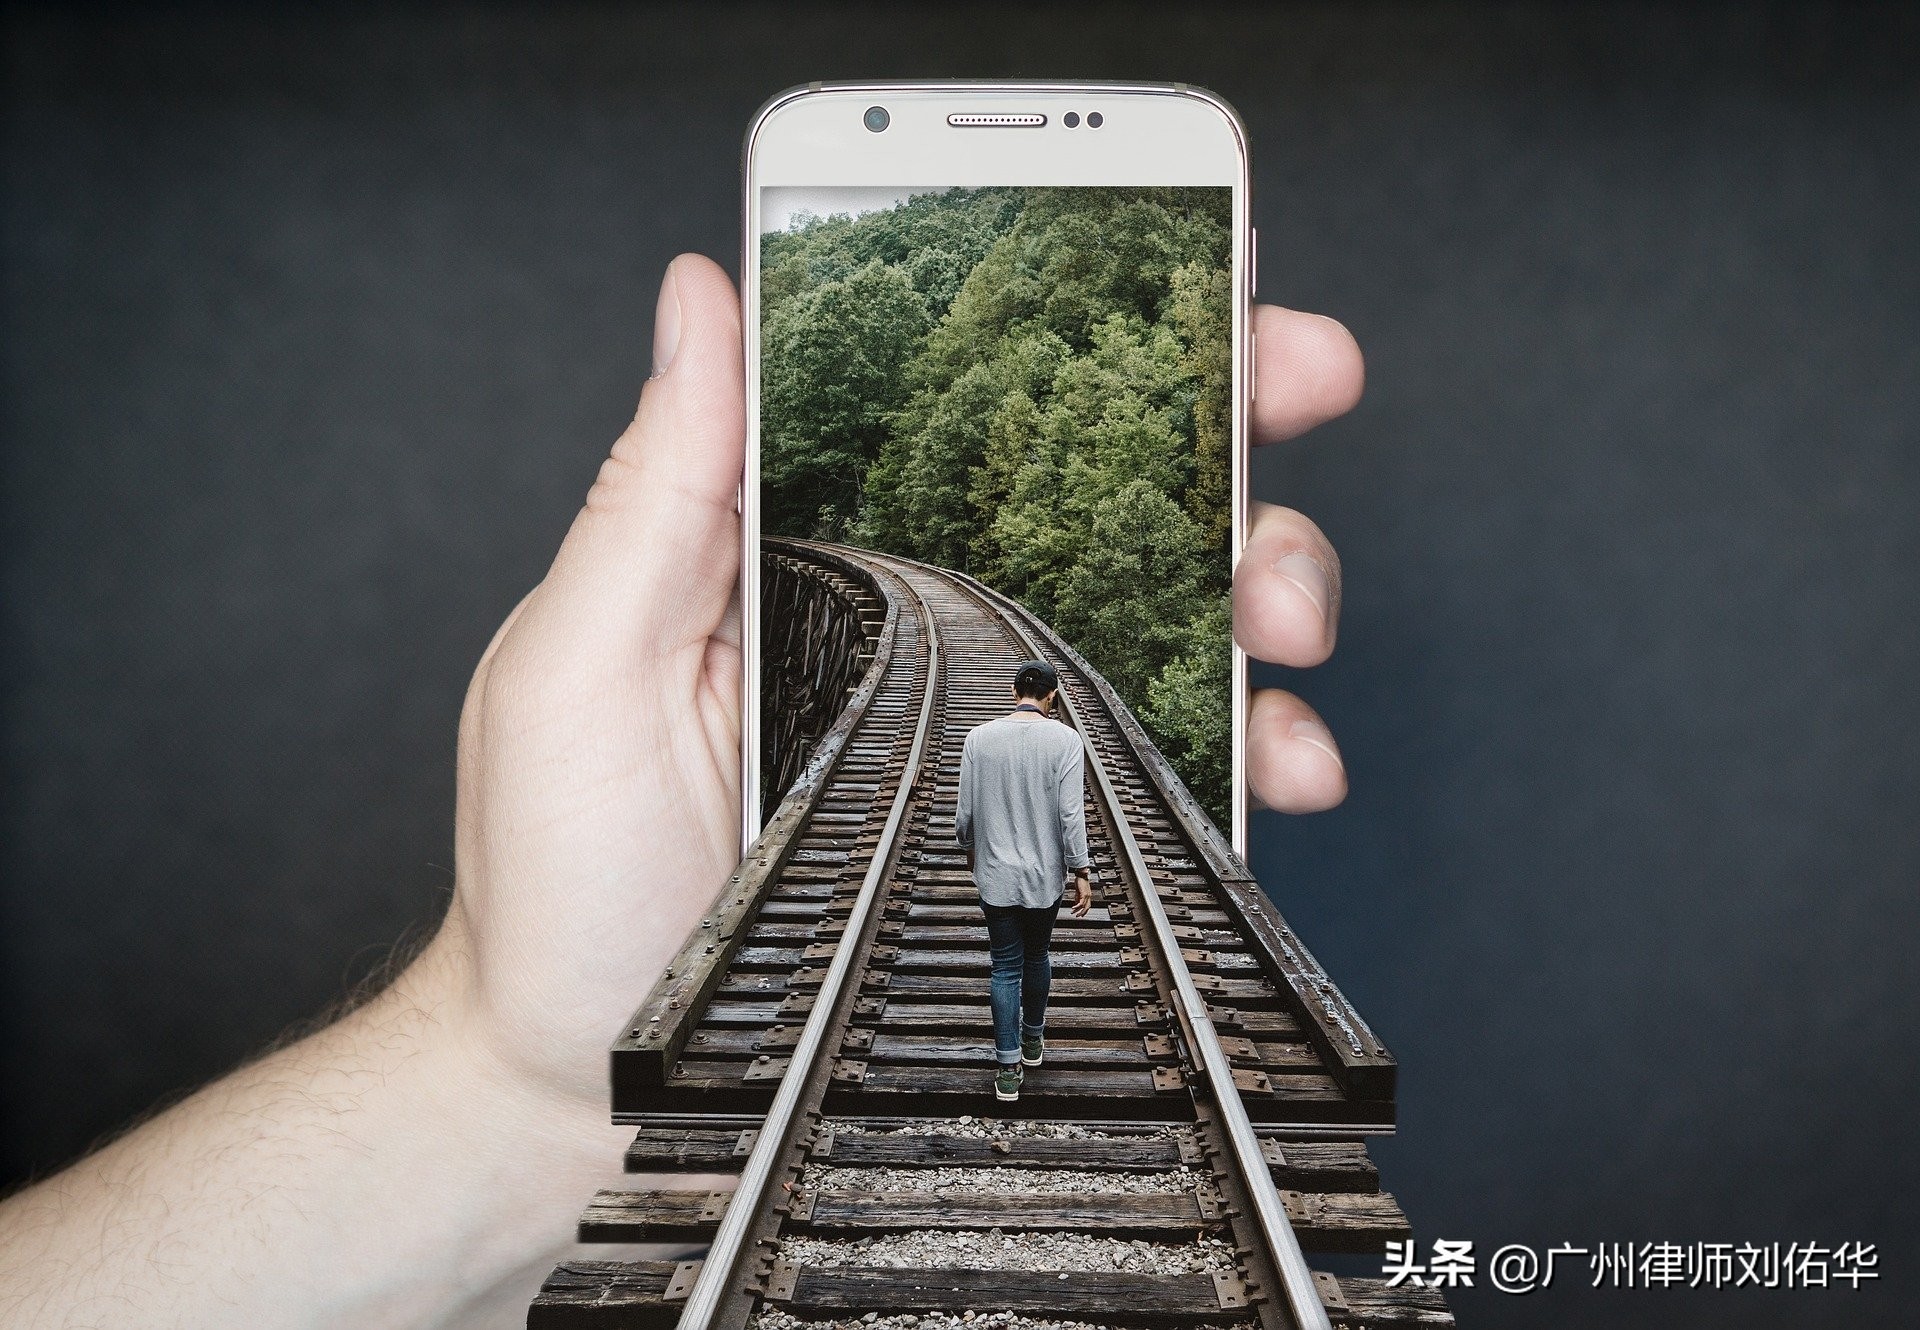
{"left": 533, "top": 254, "right": 745, "bottom": 662}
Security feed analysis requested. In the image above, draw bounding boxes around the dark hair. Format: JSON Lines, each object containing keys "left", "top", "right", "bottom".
{"left": 1013, "top": 660, "right": 1059, "bottom": 700}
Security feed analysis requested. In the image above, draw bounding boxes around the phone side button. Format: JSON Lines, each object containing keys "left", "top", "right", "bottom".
{"left": 1250, "top": 226, "right": 1258, "bottom": 297}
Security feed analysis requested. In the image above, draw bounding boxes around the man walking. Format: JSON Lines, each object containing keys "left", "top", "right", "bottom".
{"left": 954, "top": 659, "right": 1094, "bottom": 1102}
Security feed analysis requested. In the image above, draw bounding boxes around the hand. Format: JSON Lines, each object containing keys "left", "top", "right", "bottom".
{"left": 428, "top": 253, "right": 748, "bottom": 1114}
{"left": 1071, "top": 875, "right": 1093, "bottom": 917}
{"left": 1235, "top": 305, "right": 1364, "bottom": 813}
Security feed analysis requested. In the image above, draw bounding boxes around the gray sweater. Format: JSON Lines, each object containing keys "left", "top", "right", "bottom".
{"left": 954, "top": 713, "right": 1091, "bottom": 909}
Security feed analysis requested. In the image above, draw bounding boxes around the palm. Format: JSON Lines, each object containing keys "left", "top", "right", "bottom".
{"left": 421, "top": 258, "right": 753, "bottom": 1117}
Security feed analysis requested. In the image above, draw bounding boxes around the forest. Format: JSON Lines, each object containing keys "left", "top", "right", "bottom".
{"left": 760, "top": 186, "right": 1234, "bottom": 824}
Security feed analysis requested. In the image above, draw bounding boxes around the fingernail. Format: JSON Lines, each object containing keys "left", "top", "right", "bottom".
{"left": 1289, "top": 718, "right": 1343, "bottom": 765}
{"left": 1274, "top": 550, "right": 1331, "bottom": 624}
{"left": 650, "top": 260, "right": 683, "bottom": 378}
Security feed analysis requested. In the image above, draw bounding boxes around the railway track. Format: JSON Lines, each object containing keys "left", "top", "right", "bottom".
{"left": 529, "top": 541, "right": 1450, "bottom": 1330}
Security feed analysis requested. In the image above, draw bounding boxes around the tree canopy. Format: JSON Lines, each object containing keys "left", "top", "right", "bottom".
{"left": 761, "top": 186, "right": 1234, "bottom": 824}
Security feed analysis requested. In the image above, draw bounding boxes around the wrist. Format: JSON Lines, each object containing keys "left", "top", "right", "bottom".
{"left": 396, "top": 928, "right": 616, "bottom": 1166}
{"left": 327, "top": 935, "right": 626, "bottom": 1320}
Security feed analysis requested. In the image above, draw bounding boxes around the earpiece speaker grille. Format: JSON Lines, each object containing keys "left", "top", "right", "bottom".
{"left": 945, "top": 113, "right": 1047, "bottom": 128}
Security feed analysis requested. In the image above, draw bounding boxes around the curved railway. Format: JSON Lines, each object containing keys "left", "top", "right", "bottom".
{"left": 530, "top": 541, "right": 1449, "bottom": 1330}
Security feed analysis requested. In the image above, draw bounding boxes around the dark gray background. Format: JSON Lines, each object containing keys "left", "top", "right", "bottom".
{"left": 5, "top": 5, "right": 1915, "bottom": 1326}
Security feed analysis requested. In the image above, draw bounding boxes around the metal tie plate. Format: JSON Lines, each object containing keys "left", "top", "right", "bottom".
{"left": 1194, "top": 1181, "right": 1227, "bottom": 1220}
{"left": 1212, "top": 1269, "right": 1250, "bottom": 1309}
{"left": 664, "top": 1260, "right": 702, "bottom": 1302}
{"left": 762, "top": 1259, "right": 798, "bottom": 1301}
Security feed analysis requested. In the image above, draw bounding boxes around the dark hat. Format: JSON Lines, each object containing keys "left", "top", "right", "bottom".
{"left": 1013, "top": 659, "right": 1059, "bottom": 699}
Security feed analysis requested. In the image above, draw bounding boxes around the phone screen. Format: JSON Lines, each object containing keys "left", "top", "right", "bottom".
{"left": 755, "top": 184, "right": 1234, "bottom": 834}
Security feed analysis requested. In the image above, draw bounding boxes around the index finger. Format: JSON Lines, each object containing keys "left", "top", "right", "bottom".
{"left": 1252, "top": 304, "right": 1365, "bottom": 444}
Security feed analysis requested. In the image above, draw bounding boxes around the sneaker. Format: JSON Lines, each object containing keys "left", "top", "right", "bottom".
{"left": 994, "top": 1063, "right": 1024, "bottom": 1102}
{"left": 1021, "top": 1033, "right": 1044, "bottom": 1067}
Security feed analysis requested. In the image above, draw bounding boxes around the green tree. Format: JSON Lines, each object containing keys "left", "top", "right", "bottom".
{"left": 1167, "top": 260, "right": 1234, "bottom": 548}
{"left": 1049, "top": 313, "right": 1197, "bottom": 504}
{"left": 760, "top": 259, "right": 929, "bottom": 538}
{"left": 1050, "top": 480, "right": 1207, "bottom": 702}
{"left": 867, "top": 359, "right": 1003, "bottom": 567}
{"left": 1142, "top": 595, "right": 1234, "bottom": 818}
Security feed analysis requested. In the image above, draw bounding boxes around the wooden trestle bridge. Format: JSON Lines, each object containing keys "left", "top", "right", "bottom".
{"left": 529, "top": 540, "right": 1449, "bottom": 1330}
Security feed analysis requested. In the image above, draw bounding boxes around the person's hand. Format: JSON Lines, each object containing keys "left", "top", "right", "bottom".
{"left": 1235, "top": 305, "right": 1364, "bottom": 813}
{"left": 1071, "top": 874, "right": 1093, "bottom": 917}
{"left": 420, "top": 253, "right": 749, "bottom": 1121}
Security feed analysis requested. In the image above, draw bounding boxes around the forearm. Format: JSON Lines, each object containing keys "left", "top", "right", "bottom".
{"left": 0, "top": 936, "right": 621, "bottom": 1329}
{"left": 954, "top": 745, "right": 973, "bottom": 851}
{"left": 1061, "top": 805, "right": 1088, "bottom": 870}
{"left": 1060, "top": 791, "right": 1090, "bottom": 870}
{"left": 1051, "top": 743, "right": 1089, "bottom": 872}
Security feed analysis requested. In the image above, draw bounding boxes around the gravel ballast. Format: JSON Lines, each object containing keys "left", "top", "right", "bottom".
{"left": 756, "top": 1312, "right": 1243, "bottom": 1330}
{"left": 831, "top": 1120, "right": 1188, "bottom": 1144}
{"left": 778, "top": 1231, "right": 1237, "bottom": 1276}
{"left": 800, "top": 1165, "right": 1197, "bottom": 1195}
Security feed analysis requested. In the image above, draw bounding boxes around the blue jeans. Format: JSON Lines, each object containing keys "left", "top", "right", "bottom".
{"left": 982, "top": 898, "right": 1061, "bottom": 1065}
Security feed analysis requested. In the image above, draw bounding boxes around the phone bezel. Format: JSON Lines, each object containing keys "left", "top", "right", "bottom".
{"left": 741, "top": 80, "right": 1252, "bottom": 858}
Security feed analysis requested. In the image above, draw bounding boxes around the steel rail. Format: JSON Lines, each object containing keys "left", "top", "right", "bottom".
{"left": 930, "top": 562, "right": 1334, "bottom": 1330}
{"left": 672, "top": 573, "right": 942, "bottom": 1330}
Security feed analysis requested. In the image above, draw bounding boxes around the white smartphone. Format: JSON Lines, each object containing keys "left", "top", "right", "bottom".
{"left": 741, "top": 81, "right": 1251, "bottom": 857}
